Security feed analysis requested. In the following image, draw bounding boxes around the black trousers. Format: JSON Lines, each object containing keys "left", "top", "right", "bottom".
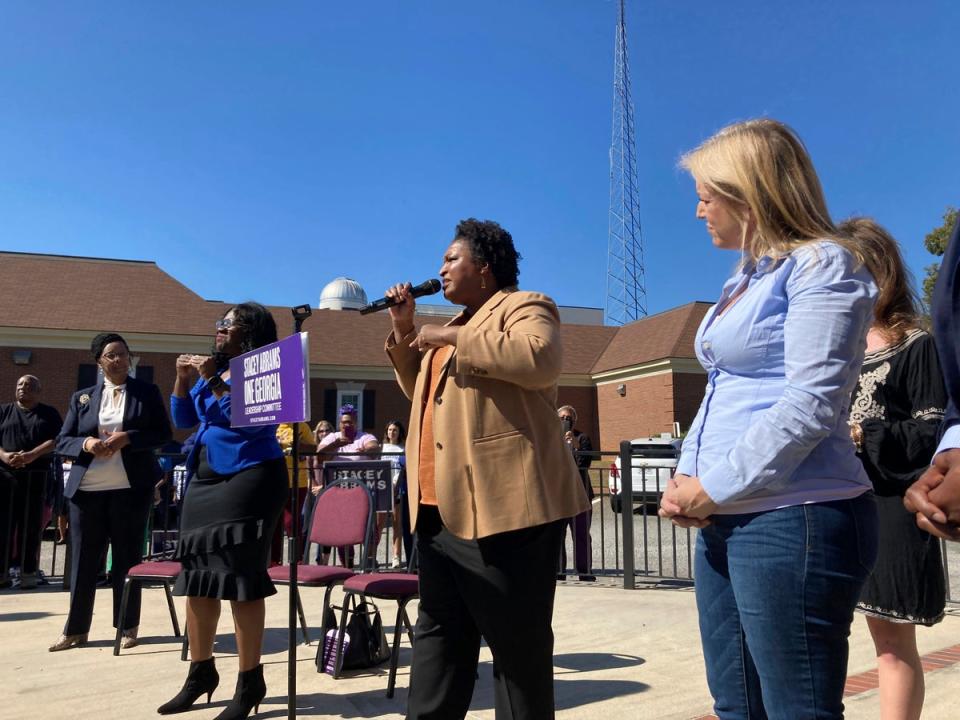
{"left": 0, "top": 468, "right": 47, "bottom": 576}
{"left": 407, "top": 506, "right": 565, "bottom": 720}
{"left": 559, "top": 506, "right": 593, "bottom": 576}
{"left": 65, "top": 487, "right": 152, "bottom": 635}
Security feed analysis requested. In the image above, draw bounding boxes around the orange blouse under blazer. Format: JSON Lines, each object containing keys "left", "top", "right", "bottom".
{"left": 385, "top": 289, "right": 589, "bottom": 540}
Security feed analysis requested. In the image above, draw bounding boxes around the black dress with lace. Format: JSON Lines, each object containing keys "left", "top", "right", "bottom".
{"left": 850, "top": 329, "right": 946, "bottom": 625}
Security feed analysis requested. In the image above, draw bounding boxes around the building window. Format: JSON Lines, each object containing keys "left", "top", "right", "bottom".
{"left": 77, "top": 364, "right": 98, "bottom": 390}
{"left": 336, "top": 382, "right": 365, "bottom": 430}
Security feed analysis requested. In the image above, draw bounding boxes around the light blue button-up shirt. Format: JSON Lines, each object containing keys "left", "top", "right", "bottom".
{"left": 935, "top": 423, "right": 960, "bottom": 456}
{"left": 676, "top": 241, "right": 877, "bottom": 514}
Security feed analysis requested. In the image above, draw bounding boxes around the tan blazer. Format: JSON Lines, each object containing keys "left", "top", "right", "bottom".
{"left": 386, "top": 288, "right": 590, "bottom": 539}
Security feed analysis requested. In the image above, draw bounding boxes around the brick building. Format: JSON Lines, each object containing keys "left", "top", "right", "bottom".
{"left": 0, "top": 251, "right": 709, "bottom": 450}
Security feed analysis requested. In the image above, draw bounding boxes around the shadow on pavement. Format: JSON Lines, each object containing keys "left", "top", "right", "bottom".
{"left": 0, "top": 611, "right": 56, "bottom": 622}
{"left": 554, "top": 651, "right": 645, "bottom": 672}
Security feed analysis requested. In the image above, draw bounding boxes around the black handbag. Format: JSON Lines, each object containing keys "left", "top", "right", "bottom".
{"left": 339, "top": 600, "right": 390, "bottom": 670}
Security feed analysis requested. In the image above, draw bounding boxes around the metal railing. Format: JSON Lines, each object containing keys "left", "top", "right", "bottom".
{"left": 558, "top": 444, "right": 695, "bottom": 589}
{"left": 942, "top": 539, "right": 959, "bottom": 606}
{"left": 19, "top": 447, "right": 960, "bottom": 605}
{"left": 570, "top": 442, "right": 960, "bottom": 605}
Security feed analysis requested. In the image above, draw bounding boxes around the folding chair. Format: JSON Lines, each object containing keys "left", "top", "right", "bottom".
{"left": 113, "top": 560, "right": 183, "bottom": 655}
{"left": 332, "top": 548, "right": 418, "bottom": 698}
{"left": 268, "top": 479, "right": 374, "bottom": 646}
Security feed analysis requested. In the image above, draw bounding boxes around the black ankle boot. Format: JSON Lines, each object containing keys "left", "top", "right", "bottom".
{"left": 213, "top": 664, "right": 266, "bottom": 720}
{"left": 157, "top": 657, "right": 219, "bottom": 714}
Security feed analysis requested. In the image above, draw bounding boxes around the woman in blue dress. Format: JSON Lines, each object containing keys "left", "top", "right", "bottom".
{"left": 158, "top": 302, "right": 286, "bottom": 720}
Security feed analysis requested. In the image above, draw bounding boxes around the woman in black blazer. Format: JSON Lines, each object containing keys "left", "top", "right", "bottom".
{"left": 49, "top": 332, "right": 172, "bottom": 651}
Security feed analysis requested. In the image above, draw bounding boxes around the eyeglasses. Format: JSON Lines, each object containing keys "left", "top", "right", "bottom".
{"left": 215, "top": 318, "right": 236, "bottom": 331}
{"left": 101, "top": 351, "right": 128, "bottom": 361}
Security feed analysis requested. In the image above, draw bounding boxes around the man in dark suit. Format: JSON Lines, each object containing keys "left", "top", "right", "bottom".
{"left": 906, "top": 216, "right": 960, "bottom": 540}
{"left": 50, "top": 333, "right": 172, "bottom": 651}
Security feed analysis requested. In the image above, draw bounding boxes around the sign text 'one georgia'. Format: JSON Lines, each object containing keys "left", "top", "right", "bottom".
{"left": 230, "top": 332, "right": 310, "bottom": 428}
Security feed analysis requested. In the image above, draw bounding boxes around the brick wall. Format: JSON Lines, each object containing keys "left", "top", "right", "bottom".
{"left": 1, "top": 346, "right": 89, "bottom": 418}
{"left": 0, "top": 345, "right": 188, "bottom": 439}
{"left": 596, "top": 373, "right": 677, "bottom": 450}
{"left": 0, "top": 346, "right": 179, "bottom": 415}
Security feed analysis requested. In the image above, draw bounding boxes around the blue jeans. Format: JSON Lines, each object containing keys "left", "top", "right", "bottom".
{"left": 695, "top": 493, "right": 878, "bottom": 720}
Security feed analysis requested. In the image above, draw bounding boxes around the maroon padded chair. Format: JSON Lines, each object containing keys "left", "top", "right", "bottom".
{"left": 113, "top": 560, "right": 183, "bottom": 656}
{"left": 332, "top": 552, "right": 419, "bottom": 698}
{"left": 268, "top": 480, "right": 374, "bottom": 646}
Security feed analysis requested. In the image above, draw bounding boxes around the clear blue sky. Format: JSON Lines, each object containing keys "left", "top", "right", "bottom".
{"left": 2, "top": 1, "right": 957, "bottom": 318}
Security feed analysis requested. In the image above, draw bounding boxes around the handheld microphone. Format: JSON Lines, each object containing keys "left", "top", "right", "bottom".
{"left": 359, "top": 278, "right": 442, "bottom": 315}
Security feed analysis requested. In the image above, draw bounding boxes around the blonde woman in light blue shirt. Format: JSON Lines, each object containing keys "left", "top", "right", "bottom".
{"left": 660, "top": 119, "right": 879, "bottom": 720}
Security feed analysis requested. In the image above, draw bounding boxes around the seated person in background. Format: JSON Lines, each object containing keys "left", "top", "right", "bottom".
{"left": 315, "top": 405, "right": 379, "bottom": 461}
{"left": 315, "top": 408, "right": 380, "bottom": 565}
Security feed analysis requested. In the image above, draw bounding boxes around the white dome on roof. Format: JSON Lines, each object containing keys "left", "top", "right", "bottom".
{"left": 318, "top": 277, "right": 368, "bottom": 311}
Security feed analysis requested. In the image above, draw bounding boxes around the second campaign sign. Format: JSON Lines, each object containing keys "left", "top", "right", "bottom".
{"left": 230, "top": 332, "right": 310, "bottom": 427}
{"left": 323, "top": 460, "right": 393, "bottom": 511}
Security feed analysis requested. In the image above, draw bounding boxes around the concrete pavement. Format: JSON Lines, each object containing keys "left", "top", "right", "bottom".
{"left": 1, "top": 577, "right": 958, "bottom": 719}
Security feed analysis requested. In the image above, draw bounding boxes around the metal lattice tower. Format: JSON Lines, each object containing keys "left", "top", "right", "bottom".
{"left": 605, "top": 0, "right": 647, "bottom": 325}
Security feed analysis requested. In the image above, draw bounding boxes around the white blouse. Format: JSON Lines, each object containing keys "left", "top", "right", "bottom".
{"left": 79, "top": 381, "right": 131, "bottom": 492}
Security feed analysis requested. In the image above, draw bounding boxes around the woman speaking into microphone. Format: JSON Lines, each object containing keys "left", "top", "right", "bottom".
{"left": 384, "top": 218, "right": 589, "bottom": 719}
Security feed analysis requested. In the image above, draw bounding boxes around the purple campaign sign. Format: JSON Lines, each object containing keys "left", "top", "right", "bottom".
{"left": 230, "top": 332, "right": 310, "bottom": 428}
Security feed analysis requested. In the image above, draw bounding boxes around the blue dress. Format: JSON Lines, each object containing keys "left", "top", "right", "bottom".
{"left": 171, "top": 376, "right": 286, "bottom": 601}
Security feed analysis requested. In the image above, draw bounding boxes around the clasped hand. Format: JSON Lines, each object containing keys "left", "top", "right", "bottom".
{"left": 84, "top": 431, "right": 130, "bottom": 458}
{"left": 658, "top": 473, "right": 717, "bottom": 529}
{"left": 904, "top": 448, "right": 960, "bottom": 541}
{"left": 0, "top": 449, "right": 34, "bottom": 468}
{"left": 176, "top": 353, "right": 217, "bottom": 380}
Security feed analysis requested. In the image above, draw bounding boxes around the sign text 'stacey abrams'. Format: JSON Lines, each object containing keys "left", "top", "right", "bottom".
{"left": 242, "top": 346, "right": 283, "bottom": 413}
{"left": 229, "top": 332, "right": 310, "bottom": 429}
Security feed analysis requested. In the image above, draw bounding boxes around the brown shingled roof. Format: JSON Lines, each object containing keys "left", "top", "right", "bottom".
{"left": 591, "top": 302, "right": 711, "bottom": 373}
{"left": 268, "top": 307, "right": 396, "bottom": 368}
{"left": 1, "top": 252, "right": 214, "bottom": 335}
{"left": 560, "top": 323, "right": 618, "bottom": 374}
{"left": 3, "top": 251, "right": 702, "bottom": 376}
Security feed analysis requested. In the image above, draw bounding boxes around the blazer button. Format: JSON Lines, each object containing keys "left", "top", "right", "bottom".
{"left": 435, "top": 442, "right": 442, "bottom": 450}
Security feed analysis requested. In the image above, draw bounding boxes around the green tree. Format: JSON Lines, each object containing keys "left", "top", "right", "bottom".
{"left": 922, "top": 206, "right": 959, "bottom": 312}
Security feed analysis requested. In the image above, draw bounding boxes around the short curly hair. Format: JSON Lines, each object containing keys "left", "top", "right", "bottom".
{"left": 454, "top": 218, "right": 521, "bottom": 288}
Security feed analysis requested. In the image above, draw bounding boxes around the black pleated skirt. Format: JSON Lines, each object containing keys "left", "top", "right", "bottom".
{"left": 173, "top": 448, "right": 287, "bottom": 601}
{"left": 856, "top": 494, "right": 946, "bottom": 626}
